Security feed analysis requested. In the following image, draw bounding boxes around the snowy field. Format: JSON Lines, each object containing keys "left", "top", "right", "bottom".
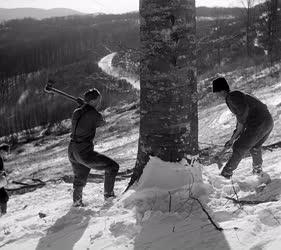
{"left": 1, "top": 59, "right": 281, "bottom": 250}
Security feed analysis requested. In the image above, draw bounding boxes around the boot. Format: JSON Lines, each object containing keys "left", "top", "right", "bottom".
{"left": 252, "top": 165, "right": 263, "bottom": 175}
{"left": 73, "top": 186, "right": 85, "bottom": 207}
{"left": 0, "top": 202, "right": 7, "bottom": 215}
{"left": 220, "top": 168, "right": 233, "bottom": 179}
{"left": 104, "top": 168, "right": 118, "bottom": 200}
{"left": 104, "top": 191, "right": 116, "bottom": 200}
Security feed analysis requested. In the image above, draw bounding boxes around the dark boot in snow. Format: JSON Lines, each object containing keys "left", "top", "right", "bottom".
{"left": 0, "top": 202, "right": 7, "bottom": 215}
{"left": 103, "top": 166, "right": 118, "bottom": 201}
{"left": 220, "top": 168, "right": 233, "bottom": 179}
{"left": 104, "top": 191, "right": 116, "bottom": 201}
{"left": 252, "top": 165, "right": 263, "bottom": 175}
{"left": 73, "top": 186, "right": 85, "bottom": 207}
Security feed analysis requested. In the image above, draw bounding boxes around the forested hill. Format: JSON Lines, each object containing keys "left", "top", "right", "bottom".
{"left": 0, "top": 13, "right": 139, "bottom": 80}
{"left": 0, "top": 13, "right": 139, "bottom": 140}
{"left": 196, "top": 6, "right": 243, "bottom": 17}
{"left": 0, "top": 8, "right": 85, "bottom": 21}
{"left": 0, "top": 6, "right": 246, "bottom": 22}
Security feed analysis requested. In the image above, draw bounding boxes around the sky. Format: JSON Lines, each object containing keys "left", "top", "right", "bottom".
{"left": 0, "top": 0, "right": 258, "bottom": 14}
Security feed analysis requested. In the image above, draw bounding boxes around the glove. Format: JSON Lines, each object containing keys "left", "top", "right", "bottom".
{"left": 76, "top": 97, "right": 84, "bottom": 106}
{"left": 224, "top": 140, "right": 233, "bottom": 149}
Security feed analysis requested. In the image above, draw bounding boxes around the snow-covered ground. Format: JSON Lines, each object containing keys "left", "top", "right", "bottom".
{"left": 1, "top": 137, "right": 281, "bottom": 250}
{"left": 1, "top": 60, "right": 281, "bottom": 249}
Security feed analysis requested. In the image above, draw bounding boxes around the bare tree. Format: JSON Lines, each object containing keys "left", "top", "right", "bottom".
{"left": 266, "top": 0, "right": 280, "bottom": 64}
{"left": 257, "top": 0, "right": 281, "bottom": 64}
{"left": 126, "top": 0, "right": 198, "bottom": 191}
{"left": 213, "top": 8, "right": 225, "bottom": 68}
{"left": 240, "top": 0, "right": 258, "bottom": 57}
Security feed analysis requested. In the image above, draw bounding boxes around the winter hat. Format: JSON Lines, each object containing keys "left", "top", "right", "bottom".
{"left": 212, "top": 77, "right": 230, "bottom": 92}
{"left": 0, "top": 144, "right": 10, "bottom": 152}
{"left": 84, "top": 88, "right": 101, "bottom": 102}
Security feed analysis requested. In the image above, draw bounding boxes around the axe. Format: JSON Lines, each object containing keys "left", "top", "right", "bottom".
{"left": 212, "top": 147, "right": 229, "bottom": 169}
{"left": 44, "top": 80, "right": 84, "bottom": 105}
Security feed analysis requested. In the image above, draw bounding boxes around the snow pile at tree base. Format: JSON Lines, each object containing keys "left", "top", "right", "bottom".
{"left": 124, "top": 157, "right": 213, "bottom": 219}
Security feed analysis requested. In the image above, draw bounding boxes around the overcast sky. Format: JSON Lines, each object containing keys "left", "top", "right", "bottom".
{"left": 0, "top": 0, "right": 261, "bottom": 14}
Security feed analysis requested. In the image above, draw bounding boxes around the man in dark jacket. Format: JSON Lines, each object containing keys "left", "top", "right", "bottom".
{"left": 0, "top": 143, "right": 10, "bottom": 215}
{"left": 212, "top": 77, "right": 274, "bottom": 179}
{"left": 68, "top": 88, "right": 119, "bottom": 206}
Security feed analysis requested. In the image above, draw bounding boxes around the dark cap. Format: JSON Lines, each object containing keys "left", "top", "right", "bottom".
{"left": 0, "top": 143, "right": 10, "bottom": 152}
{"left": 84, "top": 88, "right": 101, "bottom": 102}
{"left": 212, "top": 77, "right": 230, "bottom": 92}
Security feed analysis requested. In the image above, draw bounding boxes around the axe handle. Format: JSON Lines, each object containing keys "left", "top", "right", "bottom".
{"left": 45, "top": 86, "right": 83, "bottom": 104}
{"left": 213, "top": 147, "right": 228, "bottom": 169}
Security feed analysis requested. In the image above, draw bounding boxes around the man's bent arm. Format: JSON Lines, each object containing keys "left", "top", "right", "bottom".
{"left": 230, "top": 120, "right": 244, "bottom": 142}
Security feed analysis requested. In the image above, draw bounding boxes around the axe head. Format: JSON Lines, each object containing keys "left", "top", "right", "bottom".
{"left": 213, "top": 155, "right": 223, "bottom": 169}
{"left": 45, "top": 79, "right": 55, "bottom": 93}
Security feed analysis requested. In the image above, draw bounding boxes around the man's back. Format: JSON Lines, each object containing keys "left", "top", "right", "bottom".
{"left": 70, "top": 104, "right": 103, "bottom": 143}
{"left": 226, "top": 90, "right": 271, "bottom": 126}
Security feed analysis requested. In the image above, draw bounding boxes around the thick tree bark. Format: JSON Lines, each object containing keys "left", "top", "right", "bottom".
{"left": 126, "top": 0, "right": 198, "bottom": 190}
{"left": 268, "top": 0, "right": 279, "bottom": 64}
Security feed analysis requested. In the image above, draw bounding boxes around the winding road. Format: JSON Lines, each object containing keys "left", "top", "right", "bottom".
{"left": 98, "top": 52, "right": 140, "bottom": 90}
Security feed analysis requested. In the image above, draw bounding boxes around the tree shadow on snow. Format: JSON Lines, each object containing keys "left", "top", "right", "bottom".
{"left": 131, "top": 195, "right": 232, "bottom": 250}
{"left": 35, "top": 207, "right": 93, "bottom": 250}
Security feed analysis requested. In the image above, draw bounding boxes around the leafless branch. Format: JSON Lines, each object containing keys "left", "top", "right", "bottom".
{"left": 189, "top": 172, "right": 223, "bottom": 231}
{"left": 267, "top": 209, "right": 281, "bottom": 225}
{"left": 168, "top": 191, "right": 172, "bottom": 212}
{"left": 191, "top": 195, "right": 223, "bottom": 231}
{"left": 225, "top": 196, "right": 278, "bottom": 205}
{"left": 231, "top": 181, "right": 239, "bottom": 200}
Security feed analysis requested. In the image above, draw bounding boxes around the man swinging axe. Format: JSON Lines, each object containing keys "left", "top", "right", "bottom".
{"left": 68, "top": 88, "right": 119, "bottom": 206}
{"left": 0, "top": 143, "right": 10, "bottom": 215}
{"left": 212, "top": 77, "right": 274, "bottom": 179}
{"left": 45, "top": 81, "right": 119, "bottom": 206}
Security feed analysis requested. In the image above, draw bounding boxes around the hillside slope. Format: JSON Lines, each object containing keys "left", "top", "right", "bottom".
{"left": 0, "top": 62, "right": 281, "bottom": 249}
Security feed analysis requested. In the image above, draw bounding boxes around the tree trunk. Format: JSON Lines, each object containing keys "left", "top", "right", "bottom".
{"left": 270, "top": 0, "right": 279, "bottom": 63}
{"left": 126, "top": 0, "right": 198, "bottom": 190}
{"left": 246, "top": 5, "right": 251, "bottom": 57}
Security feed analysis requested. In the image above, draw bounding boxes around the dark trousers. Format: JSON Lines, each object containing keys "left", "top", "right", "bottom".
{"left": 224, "top": 116, "right": 274, "bottom": 173}
{"left": 0, "top": 202, "right": 7, "bottom": 214}
{"left": 68, "top": 142, "right": 119, "bottom": 195}
{"left": 0, "top": 187, "right": 9, "bottom": 214}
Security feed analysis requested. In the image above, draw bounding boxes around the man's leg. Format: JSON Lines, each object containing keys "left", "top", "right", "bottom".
{"left": 68, "top": 146, "right": 90, "bottom": 207}
{"left": 72, "top": 163, "right": 90, "bottom": 206}
{"left": 221, "top": 126, "right": 266, "bottom": 178}
{"left": 221, "top": 145, "right": 248, "bottom": 179}
{"left": 250, "top": 147, "right": 263, "bottom": 174}
{"left": 69, "top": 147, "right": 90, "bottom": 206}
{"left": 0, "top": 202, "right": 7, "bottom": 214}
{"left": 104, "top": 160, "right": 119, "bottom": 198}
{"left": 250, "top": 124, "right": 273, "bottom": 174}
{"left": 77, "top": 150, "right": 119, "bottom": 198}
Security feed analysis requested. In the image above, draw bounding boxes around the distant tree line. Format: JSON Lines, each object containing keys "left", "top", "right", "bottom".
{"left": 110, "top": 1, "right": 281, "bottom": 78}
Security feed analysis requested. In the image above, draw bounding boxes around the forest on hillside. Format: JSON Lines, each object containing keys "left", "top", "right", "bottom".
{"left": 0, "top": 2, "right": 280, "bottom": 142}
{"left": 0, "top": 13, "right": 139, "bottom": 140}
